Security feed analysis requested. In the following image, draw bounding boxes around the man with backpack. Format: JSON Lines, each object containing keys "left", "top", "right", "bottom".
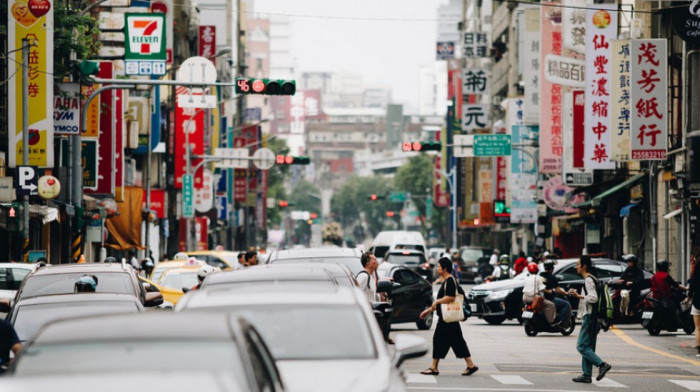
{"left": 567, "top": 255, "right": 612, "bottom": 384}
{"left": 357, "top": 252, "right": 379, "bottom": 302}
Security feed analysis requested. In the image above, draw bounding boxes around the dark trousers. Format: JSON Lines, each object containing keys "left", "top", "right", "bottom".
{"left": 432, "top": 318, "right": 471, "bottom": 359}
{"left": 553, "top": 297, "right": 571, "bottom": 322}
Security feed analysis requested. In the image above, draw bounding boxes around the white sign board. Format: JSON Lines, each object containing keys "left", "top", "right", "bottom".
{"left": 0, "top": 177, "right": 14, "bottom": 202}
{"left": 215, "top": 148, "right": 249, "bottom": 169}
{"left": 54, "top": 83, "right": 81, "bottom": 135}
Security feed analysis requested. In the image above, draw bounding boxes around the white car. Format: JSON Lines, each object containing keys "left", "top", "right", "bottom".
{"left": 0, "top": 263, "right": 38, "bottom": 301}
{"left": 176, "top": 284, "right": 427, "bottom": 392}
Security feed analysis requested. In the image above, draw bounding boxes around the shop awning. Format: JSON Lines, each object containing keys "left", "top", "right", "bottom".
{"left": 619, "top": 202, "right": 640, "bottom": 217}
{"left": 572, "top": 172, "right": 646, "bottom": 208}
{"left": 29, "top": 205, "right": 59, "bottom": 224}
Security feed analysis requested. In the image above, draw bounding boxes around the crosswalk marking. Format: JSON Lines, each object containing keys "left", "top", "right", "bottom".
{"left": 490, "top": 375, "right": 533, "bottom": 385}
{"left": 594, "top": 378, "right": 628, "bottom": 388}
{"left": 405, "top": 374, "right": 438, "bottom": 384}
{"left": 670, "top": 380, "right": 700, "bottom": 391}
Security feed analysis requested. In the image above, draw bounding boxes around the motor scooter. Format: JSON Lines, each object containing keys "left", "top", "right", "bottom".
{"left": 640, "top": 290, "right": 694, "bottom": 336}
{"left": 608, "top": 279, "right": 650, "bottom": 323}
{"left": 521, "top": 301, "right": 576, "bottom": 337}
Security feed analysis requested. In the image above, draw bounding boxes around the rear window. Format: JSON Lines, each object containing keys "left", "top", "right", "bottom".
{"left": 0, "top": 267, "right": 31, "bottom": 291}
{"left": 460, "top": 248, "right": 486, "bottom": 263}
{"left": 373, "top": 246, "right": 390, "bottom": 258}
{"left": 385, "top": 253, "right": 425, "bottom": 265}
{"left": 19, "top": 273, "right": 136, "bottom": 300}
{"left": 159, "top": 271, "right": 198, "bottom": 290}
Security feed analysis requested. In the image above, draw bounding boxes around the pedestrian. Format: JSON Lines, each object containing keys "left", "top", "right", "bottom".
{"left": 419, "top": 257, "right": 478, "bottom": 376}
{"left": 0, "top": 319, "right": 22, "bottom": 373}
{"left": 513, "top": 251, "right": 528, "bottom": 276}
{"left": 687, "top": 253, "right": 700, "bottom": 357}
{"left": 129, "top": 251, "right": 139, "bottom": 270}
{"left": 245, "top": 250, "right": 259, "bottom": 267}
{"left": 356, "top": 252, "right": 379, "bottom": 303}
{"left": 568, "top": 255, "right": 612, "bottom": 383}
{"left": 489, "top": 249, "right": 500, "bottom": 266}
{"left": 236, "top": 252, "right": 246, "bottom": 269}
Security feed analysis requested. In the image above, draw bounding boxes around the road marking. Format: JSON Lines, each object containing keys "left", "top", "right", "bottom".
{"left": 611, "top": 327, "right": 700, "bottom": 367}
{"left": 593, "top": 378, "right": 628, "bottom": 388}
{"left": 405, "top": 374, "right": 438, "bottom": 384}
{"left": 490, "top": 375, "right": 532, "bottom": 385}
{"left": 670, "top": 380, "right": 700, "bottom": 391}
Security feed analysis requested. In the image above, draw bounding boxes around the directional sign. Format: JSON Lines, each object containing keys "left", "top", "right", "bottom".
{"left": 15, "top": 166, "right": 38, "bottom": 196}
{"left": 183, "top": 174, "right": 194, "bottom": 218}
{"left": 388, "top": 192, "right": 407, "bottom": 203}
{"left": 214, "top": 148, "right": 248, "bottom": 169}
{"left": 474, "top": 135, "right": 511, "bottom": 157}
{"left": 252, "top": 148, "right": 275, "bottom": 170}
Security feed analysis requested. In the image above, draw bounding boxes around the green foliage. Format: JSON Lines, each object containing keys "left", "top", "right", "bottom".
{"left": 331, "top": 176, "right": 393, "bottom": 238}
{"left": 53, "top": 2, "right": 101, "bottom": 83}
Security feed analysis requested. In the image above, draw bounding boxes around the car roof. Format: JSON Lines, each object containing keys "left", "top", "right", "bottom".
{"left": 28, "top": 263, "right": 133, "bottom": 276}
{"left": 0, "top": 263, "right": 37, "bottom": 270}
{"left": 386, "top": 249, "right": 424, "bottom": 255}
{"left": 14, "top": 293, "right": 142, "bottom": 307}
{"left": 268, "top": 247, "right": 362, "bottom": 260}
{"left": 180, "top": 285, "right": 362, "bottom": 309}
{"left": 264, "top": 261, "right": 352, "bottom": 276}
{"left": 204, "top": 265, "right": 338, "bottom": 285}
{"left": 32, "top": 312, "right": 237, "bottom": 344}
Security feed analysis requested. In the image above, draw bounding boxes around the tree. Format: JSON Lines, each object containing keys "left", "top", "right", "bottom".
{"left": 54, "top": 2, "right": 102, "bottom": 83}
{"left": 331, "top": 175, "right": 393, "bottom": 238}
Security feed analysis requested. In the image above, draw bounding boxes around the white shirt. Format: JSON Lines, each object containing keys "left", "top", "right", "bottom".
{"left": 489, "top": 254, "right": 499, "bottom": 266}
{"left": 578, "top": 276, "right": 599, "bottom": 316}
{"left": 523, "top": 273, "right": 545, "bottom": 296}
{"left": 356, "top": 270, "right": 377, "bottom": 303}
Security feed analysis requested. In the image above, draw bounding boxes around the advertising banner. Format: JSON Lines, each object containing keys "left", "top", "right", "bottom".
{"left": 611, "top": 40, "right": 631, "bottom": 161}
{"left": 115, "top": 89, "right": 125, "bottom": 201}
{"left": 194, "top": 169, "right": 214, "bottom": 213}
{"left": 523, "top": 9, "right": 541, "bottom": 125}
{"left": 143, "top": 188, "right": 166, "bottom": 219}
{"left": 174, "top": 87, "right": 204, "bottom": 189}
{"left": 463, "top": 32, "right": 489, "bottom": 58}
{"left": 461, "top": 104, "right": 490, "bottom": 132}
{"left": 510, "top": 125, "right": 538, "bottom": 223}
{"left": 85, "top": 62, "right": 115, "bottom": 195}
{"left": 81, "top": 84, "right": 100, "bottom": 137}
{"left": 584, "top": 4, "right": 617, "bottom": 169}
{"left": 150, "top": 0, "right": 173, "bottom": 64}
{"left": 563, "top": 91, "right": 594, "bottom": 185}
{"left": 8, "top": 0, "right": 54, "bottom": 168}
{"left": 436, "top": 41, "right": 455, "bottom": 60}
{"left": 233, "top": 125, "right": 259, "bottom": 204}
{"left": 539, "top": 3, "right": 563, "bottom": 174}
{"left": 198, "top": 25, "right": 216, "bottom": 64}
{"left": 54, "top": 83, "right": 80, "bottom": 135}
{"left": 562, "top": 0, "right": 586, "bottom": 54}
{"left": 630, "top": 39, "right": 667, "bottom": 160}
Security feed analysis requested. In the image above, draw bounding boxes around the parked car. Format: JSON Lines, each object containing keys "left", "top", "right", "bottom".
{"left": 261, "top": 262, "right": 358, "bottom": 288}
{"left": 383, "top": 250, "right": 432, "bottom": 281}
{"left": 0, "top": 263, "right": 38, "bottom": 301}
{"left": 176, "top": 284, "right": 427, "bottom": 392}
{"left": 7, "top": 313, "right": 285, "bottom": 392}
{"left": 376, "top": 262, "right": 434, "bottom": 330}
{"left": 464, "top": 258, "right": 651, "bottom": 325}
{"left": 14, "top": 263, "right": 162, "bottom": 308}
{"left": 264, "top": 247, "right": 365, "bottom": 275}
{"left": 458, "top": 246, "right": 491, "bottom": 283}
{"left": 5, "top": 293, "right": 143, "bottom": 341}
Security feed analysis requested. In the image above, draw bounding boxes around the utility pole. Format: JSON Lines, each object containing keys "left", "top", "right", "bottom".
{"left": 21, "top": 38, "right": 29, "bottom": 262}
{"left": 236, "top": 0, "right": 248, "bottom": 250}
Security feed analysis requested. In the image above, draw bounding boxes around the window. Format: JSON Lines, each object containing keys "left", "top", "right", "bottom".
{"left": 557, "top": 266, "right": 581, "bottom": 282}
{"left": 594, "top": 262, "right": 624, "bottom": 279}
{"left": 394, "top": 269, "right": 419, "bottom": 285}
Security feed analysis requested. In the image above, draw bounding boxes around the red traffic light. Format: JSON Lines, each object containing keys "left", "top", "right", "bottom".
{"left": 310, "top": 212, "right": 318, "bottom": 219}
{"left": 370, "top": 194, "right": 378, "bottom": 201}
{"left": 8, "top": 207, "right": 16, "bottom": 218}
{"left": 278, "top": 200, "right": 289, "bottom": 207}
{"left": 252, "top": 79, "right": 266, "bottom": 93}
{"left": 386, "top": 211, "right": 395, "bottom": 217}
{"left": 412, "top": 142, "right": 422, "bottom": 151}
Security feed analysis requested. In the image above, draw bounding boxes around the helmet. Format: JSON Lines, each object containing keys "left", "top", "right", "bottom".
{"left": 172, "top": 252, "right": 188, "bottom": 261}
{"left": 197, "top": 265, "right": 218, "bottom": 281}
{"left": 656, "top": 259, "right": 670, "bottom": 272}
{"left": 622, "top": 254, "right": 638, "bottom": 264}
{"left": 75, "top": 274, "right": 98, "bottom": 293}
{"left": 499, "top": 254, "right": 510, "bottom": 264}
{"left": 104, "top": 256, "right": 118, "bottom": 263}
{"left": 527, "top": 262, "right": 539, "bottom": 274}
{"left": 526, "top": 256, "right": 533, "bottom": 263}
{"left": 543, "top": 251, "right": 551, "bottom": 258}
{"left": 543, "top": 259, "right": 556, "bottom": 270}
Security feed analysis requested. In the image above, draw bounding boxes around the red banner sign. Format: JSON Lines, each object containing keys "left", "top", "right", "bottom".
{"left": 198, "top": 26, "right": 216, "bottom": 64}
{"left": 174, "top": 87, "right": 204, "bottom": 189}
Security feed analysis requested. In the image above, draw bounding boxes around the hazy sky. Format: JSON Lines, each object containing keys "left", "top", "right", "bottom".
{"left": 252, "top": 0, "right": 448, "bottom": 112}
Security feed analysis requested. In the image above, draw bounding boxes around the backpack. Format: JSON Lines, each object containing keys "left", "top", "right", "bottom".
{"left": 583, "top": 275, "right": 613, "bottom": 332}
{"left": 356, "top": 270, "right": 372, "bottom": 290}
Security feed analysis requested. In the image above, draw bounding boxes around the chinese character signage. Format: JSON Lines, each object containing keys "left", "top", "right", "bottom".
{"left": 523, "top": 9, "right": 541, "bottom": 125}
{"left": 584, "top": 4, "right": 617, "bottom": 169}
{"left": 462, "top": 68, "right": 489, "bottom": 95}
{"left": 630, "top": 39, "right": 667, "bottom": 160}
{"left": 510, "top": 125, "right": 538, "bottom": 223}
{"left": 174, "top": 87, "right": 204, "bottom": 189}
{"left": 611, "top": 40, "right": 631, "bottom": 161}
{"left": 539, "top": 3, "right": 563, "bottom": 174}
{"left": 8, "top": 0, "right": 54, "bottom": 168}
{"left": 461, "top": 104, "right": 489, "bottom": 132}
{"left": 436, "top": 41, "right": 455, "bottom": 60}
{"left": 563, "top": 91, "right": 593, "bottom": 185}
{"left": 544, "top": 55, "right": 585, "bottom": 88}
{"left": 563, "top": 0, "right": 586, "bottom": 54}
{"left": 198, "top": 25, "right": 216, "bottom": 64}
{"left": 463, "top": 32, "right": 489, "bottom": 58}
{"left": 124, "top": 13, "right": 166, "bottom": 75}
{"left": 150, "top": 0, "right": 173, "bottom": 64}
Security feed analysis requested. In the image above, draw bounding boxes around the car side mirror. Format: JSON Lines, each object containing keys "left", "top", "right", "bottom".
{"left": 144, "top": 292, "right": 164, "bottom": 307}
{"left": 142, "top": 282, "right": 151, "bottom": 290}
{"left": 0, "top": 299, "right": 10, "bottom": 313}
{"left": 377, "top": 280, "right": 392, "bottom": 294}
{"left": 392, "top": 282, "right": 402, "bottom": 289}
{"left": 392, "top": 333, "right": 428, "bottom": 367}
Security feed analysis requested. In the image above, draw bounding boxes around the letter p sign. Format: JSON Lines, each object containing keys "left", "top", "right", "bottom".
{"left": 15, "top": 166, "right": 38, "bottom": 196}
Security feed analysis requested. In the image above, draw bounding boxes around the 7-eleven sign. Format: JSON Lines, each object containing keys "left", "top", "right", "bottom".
{"left": 125, "top": 13, "right": 166, "bottom": 60}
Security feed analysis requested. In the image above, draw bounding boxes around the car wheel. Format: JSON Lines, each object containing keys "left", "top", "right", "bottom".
{"left": 417, "top": 311, "right": 433, "bottom": 330}
{"left": 484, "top": 315, "right": 506, "bottom": 325}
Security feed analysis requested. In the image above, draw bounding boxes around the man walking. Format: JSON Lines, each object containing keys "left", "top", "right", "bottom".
{"left": 568, "top": 255, "right": 612, "bottom": 383}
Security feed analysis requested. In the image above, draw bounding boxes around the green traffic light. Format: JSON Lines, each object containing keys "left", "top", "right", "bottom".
{"left": 80, "top": 60, "right": 100, "bottom": 76}
{"left": 235, "top": 78, "right": 296, "bottom": 96}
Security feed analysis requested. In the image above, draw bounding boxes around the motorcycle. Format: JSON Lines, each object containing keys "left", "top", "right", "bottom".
{"left": 521, "top": 301, "right": 576, "bottom": 337}
{"left": 640, "top": 290, "right": 694, "bottom": 336}
{"left": 608, "top": 279, "right": 651, "bottom": 323}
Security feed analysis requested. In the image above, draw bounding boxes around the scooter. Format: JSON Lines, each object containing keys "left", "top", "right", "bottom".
{"left": 522, "top": 302, "right": 576, "bottom": 337}
{"left": 608, "top": 279, "right": 651, "bottom": 323}
{"left": 640, "top": 291, "right": 694, "bottom": 336}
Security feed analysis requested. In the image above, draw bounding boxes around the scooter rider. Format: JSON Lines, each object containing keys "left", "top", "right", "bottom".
{"left": 651, "top": 260, "right": 687, "bottom": 312}
{"left": 619, "top": 254, "right": 645, "bottom": 315}
{"left": 540, "top": 259, "right": 572, "bottom": 326}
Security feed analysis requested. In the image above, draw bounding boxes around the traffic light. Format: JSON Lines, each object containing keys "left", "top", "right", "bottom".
{"left": 2, "top": 203, "right": 20, "bottom": 232}
{"left": 275, "top": 155, "right": 310, "bottom": 165}
{"left": 278, "top": 200, "right": 294, "bottom": 208}
{"left": 235, "top": 78, "right": 296, "bottom": 95}
{"left": 494, "top": 200, "right": 511, "bottom": 223}
{"left": 367, "top": 194, "right": 385, "bottom": 201}
{"left": 386, "top": 211, "right": 396, "bottom": 217}
{"left": 401, "top": 141, "right": 442, "bottom": 152}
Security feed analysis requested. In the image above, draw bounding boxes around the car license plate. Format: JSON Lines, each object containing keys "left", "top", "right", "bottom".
{"left": 469, "top": 303, "right": 477, "bottom": 312}
{"left": 521, "top": 311, "right": 533, "bottom": 319}
{"left": 642, "top": 311, "right": 653, "bottom": 320}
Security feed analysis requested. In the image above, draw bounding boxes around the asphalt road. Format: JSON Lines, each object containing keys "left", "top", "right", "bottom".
{"left": 394, "top": 283, "right": 700, "bottom": 392}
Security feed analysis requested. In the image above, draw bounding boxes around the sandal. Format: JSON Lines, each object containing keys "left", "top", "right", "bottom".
{"left": 420, "top": 368, "right": 439, "bottom": 375}
{"left": 462, "top": 366, "right": 479, "bottom": 376}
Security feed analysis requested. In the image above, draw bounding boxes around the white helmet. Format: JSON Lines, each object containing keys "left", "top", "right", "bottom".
{"left": 173, "top": 252, "right": 188, "bottom": 261}
{"left": 197, "top": 265, "right": 219, "bottom": 281}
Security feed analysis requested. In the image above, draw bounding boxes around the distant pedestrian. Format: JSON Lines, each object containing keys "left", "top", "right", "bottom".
{"left": 419, "top": 257, "right": 478, "bottom": 377}
{"left": 687, "top": 253, "right": 700, "bottom": 357}
{"left": 489, "top": 249, "right": 500, "bottom": 266}
{"left": 513, "top": 251, "right": 528, "bottom": 276}
{"left": 237, "top": 252, "right": 246, "bottom": 269}
{"left": 356, "top": 252, "right": 379, "bottom": 303}
{"left": 568, "top": 255, "right": 611, "bottom": 383}
{"left": 451, "top": 252, "right": 462, "bottom": 282}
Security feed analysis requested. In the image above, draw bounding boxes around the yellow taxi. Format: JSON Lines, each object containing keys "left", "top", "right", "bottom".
{"left": 150, "top": 257, "right": 205, "bottom": 282}
{"left": 186, "top": 250, "right": 240, "bottom": 270}
{"left": 138, "top": 275, "right": 183, "bottom": 307}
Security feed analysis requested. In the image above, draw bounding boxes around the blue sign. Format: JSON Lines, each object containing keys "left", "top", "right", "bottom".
{"left": 216, "top": 195, "right": 228, "bottom": 220}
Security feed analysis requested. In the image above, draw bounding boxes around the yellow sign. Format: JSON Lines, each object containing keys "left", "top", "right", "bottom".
{"left": 8, "top": 0, "right": 54, "bottom": 168}
{"left": 81, "top": 84, "right": 100, "bottom": 137}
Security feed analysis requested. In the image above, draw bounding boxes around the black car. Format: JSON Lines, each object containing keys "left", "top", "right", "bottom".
{"left": 457, "top": 246, "right": 491, "bottom": 283}
{"left": 383, "top": 250, "right": 432, "bottom": 281}
{"left": 376, "top": 262, "right": 434, "bottom": 330}
{"left": 464, "top": 258, "right": 653, "bottom": 325}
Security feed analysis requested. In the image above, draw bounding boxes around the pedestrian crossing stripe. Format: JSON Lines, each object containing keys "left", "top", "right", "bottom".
{"left": 490, "top": 375, "right": 532, "bottom": 385}
{"left": 670, "top": 380, "right": 700, "bottom": 391}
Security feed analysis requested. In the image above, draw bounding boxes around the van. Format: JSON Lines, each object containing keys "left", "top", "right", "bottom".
{"left": 368, "top": 231, "right": 427, "bottom": 261}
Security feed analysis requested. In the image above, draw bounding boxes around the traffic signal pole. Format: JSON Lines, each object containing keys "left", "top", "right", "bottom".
{"left": 21, "top": 39, "right": 29, "bottom": 261}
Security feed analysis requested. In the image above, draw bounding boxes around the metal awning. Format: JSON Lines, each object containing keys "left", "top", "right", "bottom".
{"left": 619, "top": 202, "right": 640, "bottom": 217}
{"left": 572, "top": 172, "right": 646, "bottom": 208}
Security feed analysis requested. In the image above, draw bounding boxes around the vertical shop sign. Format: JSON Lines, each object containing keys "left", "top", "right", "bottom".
{"left": 539, "top": 3, "right": 563, "bottom": 174}
{"left": 630, "top": 39, "right": 667, "bottom": 160}
{"left": 174, "top": 87, "right": 204, "bottom": 189}
{"left": 523, "top": 9, "right": 541, "bottom": 125}
{"left": 85, "top": 62, "right": 115, "bottom": 195}
{"left": 198, "top": 26, "right": 216, "bottom": 63}
{"left": 611, "top": 40, "right": 631, "bottom": 161}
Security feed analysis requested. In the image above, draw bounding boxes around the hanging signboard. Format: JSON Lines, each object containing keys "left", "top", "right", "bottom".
{"left": 463, "top": 32, "right": 489, "bottom": 58}
{"left": 539, "top": 2, "right": 563, "bottom": 174}
{"left": 671, "top": 1, "right": 700, "bottom": 44}
{"left": 436, "top": 41, "right": 455, "bottom": 60}
{"left": 54, "top": 83, "right": 81, "bottom": 135}
{"left": 462, "top": 69, "right": 489, "bottom": 95}
{"left": 124, "top": 13, "right": 167, "bottom": 75}
{"left": 198, "top": 25, "right": 216, "bottom": 64}
{"left": 461, "top": 104, "right": 490, "bottom": 132}
{"left": 523, "top": 9, "right": 541, "bottom": 125}
{"left": 611, "top": 40, "right": 631, "bottom": 162}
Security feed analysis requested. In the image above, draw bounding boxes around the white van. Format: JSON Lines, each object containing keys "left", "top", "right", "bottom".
{"left": 368, "top": 231, "right": 427, "bottom": 261}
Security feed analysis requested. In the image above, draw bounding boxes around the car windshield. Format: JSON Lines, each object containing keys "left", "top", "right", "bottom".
{"left": 14, "top": 341, "right": 246, "bottom": 377}
{"left": 159, "top": 271, "right": 198, "bottom": 290}
{"left": 271, "top": 257, "right": 363, "bottom": 275}
{"left": 151, "top": 265, "right": 179, "bottom": 282}
{"left": 13, "top": 301, "right": 140, "bottom": 341}
{"left": 0, "top": 267, "right": 31, "bottom": 291}
{"left": 460, "top": 249, "right": 485, "bottom": 262}
{"left": 19, "top": 273, "right": 136, "bottom": 300}
{"left": 228, "top": 305, "right": 376, "bottom": 360}
{"left": 385, "top": 254, "right": 423, "bottom": 265}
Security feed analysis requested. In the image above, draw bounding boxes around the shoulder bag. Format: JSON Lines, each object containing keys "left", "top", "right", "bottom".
{"left": 531, "top": 275, "right": 544, "bottom": 313}
{"left": 441, "top": 276, "right": 466, "bottom": 323}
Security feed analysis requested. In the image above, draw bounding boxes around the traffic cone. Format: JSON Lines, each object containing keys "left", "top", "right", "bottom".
{"left": 78, "top": 254, "right": 86, "bottom": 264}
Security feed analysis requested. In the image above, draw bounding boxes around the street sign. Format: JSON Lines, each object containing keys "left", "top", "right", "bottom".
{"left": 183, "top": 174, "right": 194, "bottom": 218}
{"left": 252, "top": 148, "right": 275, "bottom": 170}
{"left": 15, "top": 166, "right": 38, "bottom": 196}
{"left": 474, "top": 135, "right": 511, "bottom": 157}
{"left": 214, "top": 148, "right": 248, "bottom": 169}
{"left": 388, "top": 192, "right": 407, "bottom": 203}
{"left": 453, "top": 134, "right": 474, "bottom": 158}
{"left": 124, "top": 13, "right": 167, "bottom": 75}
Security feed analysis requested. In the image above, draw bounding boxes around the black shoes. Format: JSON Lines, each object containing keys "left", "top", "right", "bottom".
{"left": 597, "top": 363, "right": 612, "bottom": 381}
{"left": 572, "top": 375, "right": 592, "bottom": 383}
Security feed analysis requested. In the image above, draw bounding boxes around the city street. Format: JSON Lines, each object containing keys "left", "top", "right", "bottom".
{"left": 397, "top": 284, "right": 700, "bottom": 391}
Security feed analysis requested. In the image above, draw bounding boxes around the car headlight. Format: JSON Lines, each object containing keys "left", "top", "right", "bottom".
{"left": 487, "top": 289, "right": 512, "bottom": 301}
